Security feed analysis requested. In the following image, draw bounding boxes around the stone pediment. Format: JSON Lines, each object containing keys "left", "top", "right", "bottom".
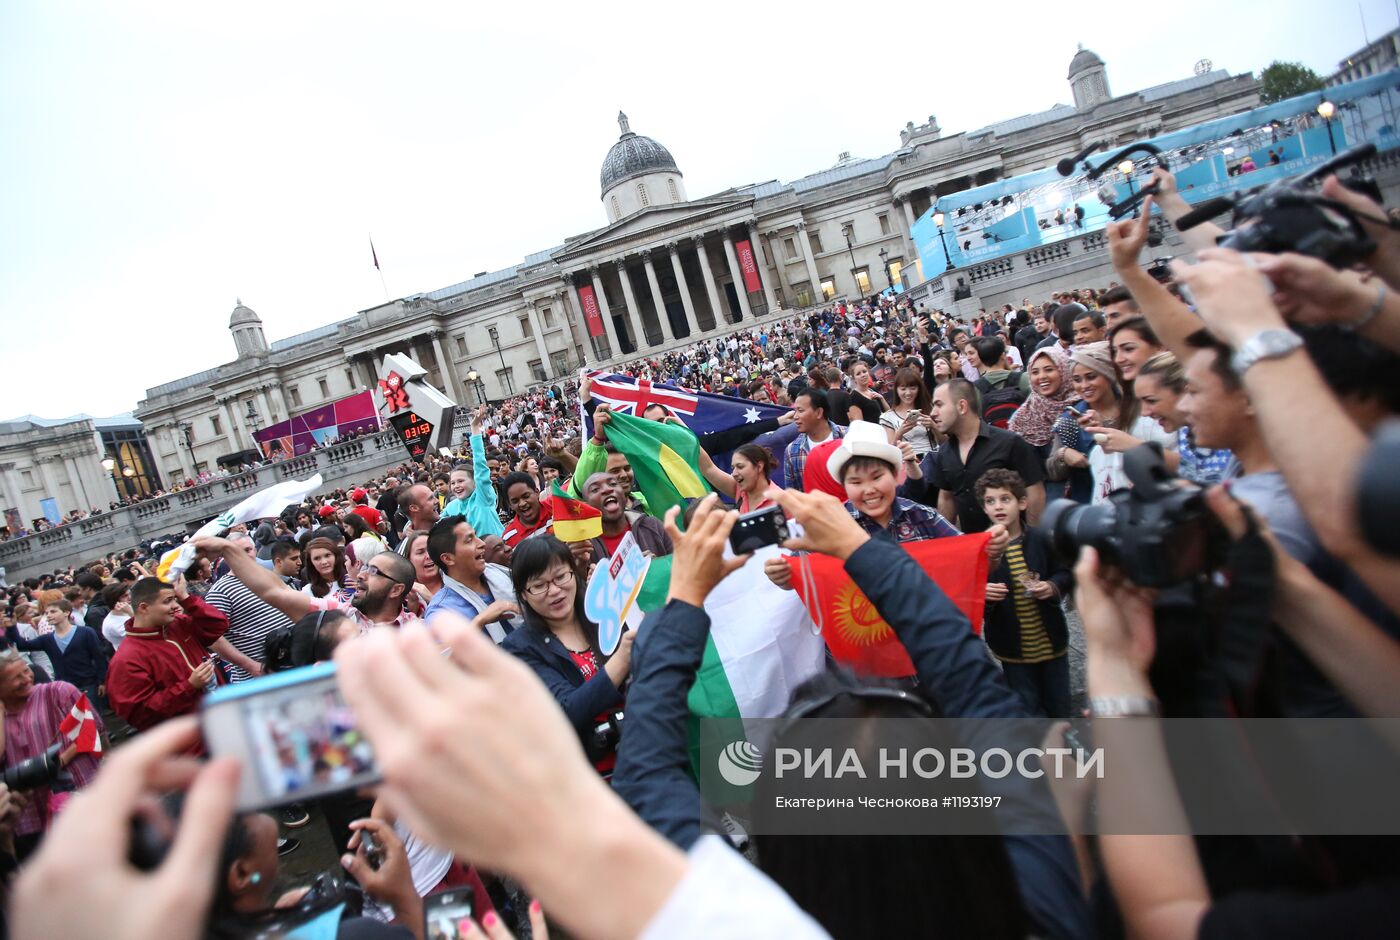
{"left": 553, "top": 194, "right": 755, "bottom": 263}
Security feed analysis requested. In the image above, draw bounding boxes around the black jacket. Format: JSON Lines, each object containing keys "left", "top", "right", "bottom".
{"left": 983, "top": 527, "right": 1072, "bottom": 661}
{"left": 501, "top": 623, "right": 624, "bottom": 736}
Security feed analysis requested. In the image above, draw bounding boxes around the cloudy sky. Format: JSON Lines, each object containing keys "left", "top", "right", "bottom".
{"left": 2, "top": 0, "right": 1389, "bottom": 418}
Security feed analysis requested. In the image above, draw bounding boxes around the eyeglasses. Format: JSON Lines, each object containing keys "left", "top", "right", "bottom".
{"left": 365, "top": 566, "right": 403, "bottom": 585}
{"left": 523, "top": 570, "right": 575, "bottom": 598}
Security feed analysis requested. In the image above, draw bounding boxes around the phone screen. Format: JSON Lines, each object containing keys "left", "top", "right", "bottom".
{"left": 202, "top": 663, "right": 380, "bottom": 810}
{"left": 423, "top": 888, "right": 476, "bottom": 939}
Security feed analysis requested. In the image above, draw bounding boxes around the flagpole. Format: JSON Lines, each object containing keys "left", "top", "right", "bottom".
{"left": 370, "top": 236, "right": 390, "bottom": 302}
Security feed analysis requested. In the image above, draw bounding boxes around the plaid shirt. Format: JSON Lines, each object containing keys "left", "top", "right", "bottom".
{"left": 783, "top": 423, "right": 845, "bottom": 492}
{"left": 308, "top": 595, "right": 420, "bottom": 636}
{"left": 4, "top": 681, "right": 103, "bottom": 836}
{"left": 847, "top": 496, "right": 962, "bottom": 544}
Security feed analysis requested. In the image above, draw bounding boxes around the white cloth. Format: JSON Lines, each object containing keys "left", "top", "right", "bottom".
{"left": 639, "top": 835, "right": 831, "bottom": 940}
{"left": 1088, "top": 416, "right": 1176, "bottom": 504}
{"left": 101, "top": 611, "right": 129, "bottom": 650}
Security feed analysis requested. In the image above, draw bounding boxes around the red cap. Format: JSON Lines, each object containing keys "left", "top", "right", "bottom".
{"left": 318, "top": 505, "right": 337, "bottom": 519}
{"left": 350, "top": 488, "right": 367, "bottom": 502}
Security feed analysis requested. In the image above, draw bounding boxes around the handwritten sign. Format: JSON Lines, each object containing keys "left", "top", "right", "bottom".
{"left": 584, "top": 531, "right": 651, "bottom": 655}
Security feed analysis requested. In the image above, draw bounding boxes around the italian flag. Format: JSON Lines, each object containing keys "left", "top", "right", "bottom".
{"left": 603, "top": 413, "right": 825, "bottom": 784}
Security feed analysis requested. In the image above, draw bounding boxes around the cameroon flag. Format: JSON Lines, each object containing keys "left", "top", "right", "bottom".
{"left": 548, "top": 481, "right": 602, "bottom": 542}
{"left": 600, "top": 411, "right": 710, "bottom": 520}
{"left": 784, "top": 532, "right": 991, "bottom": 678}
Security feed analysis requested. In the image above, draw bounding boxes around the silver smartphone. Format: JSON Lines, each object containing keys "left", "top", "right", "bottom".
{"left": 201, "top": 661, "right": 379, "bottom": 811}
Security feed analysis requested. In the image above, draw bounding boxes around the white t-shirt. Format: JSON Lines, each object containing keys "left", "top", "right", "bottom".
{"left": 102, "top": 611, "right": 129, "bottom": 650}
{"left": 1088, "top": 415, "right": 1176, "bottom": 504}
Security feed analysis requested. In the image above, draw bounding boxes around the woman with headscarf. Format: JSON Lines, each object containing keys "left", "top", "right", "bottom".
{"left": 1045, "top": 342, "right": 1120, "bottom": 504}
{"left": 1008, "top": 345, "right": 1074, "bottom": 464}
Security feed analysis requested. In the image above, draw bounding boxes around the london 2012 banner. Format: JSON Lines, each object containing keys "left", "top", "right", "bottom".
{"left": 253, "top": 390, "right": 381, "bottom": 459}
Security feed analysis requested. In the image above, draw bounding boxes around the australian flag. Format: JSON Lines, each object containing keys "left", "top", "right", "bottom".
{"left": 583, "top": 372, "right": 801, "bottom": 488}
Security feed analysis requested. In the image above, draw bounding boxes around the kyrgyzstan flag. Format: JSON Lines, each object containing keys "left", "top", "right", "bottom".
{"left": 58, "top": 693, "right": 103, "bottom": 756}
{"left": 548, "top": 481, "right": 603, "bottom": 542}
{"left": 785, "top": 533, "right": 991, "bottom": 678}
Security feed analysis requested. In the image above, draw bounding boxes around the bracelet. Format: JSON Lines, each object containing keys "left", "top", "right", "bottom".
{"left": 1087, "top": 695, "right": 1160, "bottom": 718}
{"left": 1344, "top": 282, "right": 1386, "bottom": 332}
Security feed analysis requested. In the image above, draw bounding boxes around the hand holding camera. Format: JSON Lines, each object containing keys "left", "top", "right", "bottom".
{"left": 664, "top": 494, "right": 750, "bottom": 608}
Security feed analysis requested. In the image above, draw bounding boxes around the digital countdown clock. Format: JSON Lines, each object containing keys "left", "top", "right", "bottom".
{"left": 388, "top": 411, "right": 436, "bottom": 460}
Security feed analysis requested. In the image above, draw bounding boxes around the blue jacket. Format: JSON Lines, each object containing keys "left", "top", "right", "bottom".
{"left": 613, "top": 537, "right": 1091, "bottom": 940}
{"left": 8, "top": 624, "right": 108, "bottom": 689}
{"left": 442, "top": 431, "right": 504, "bottom": 538}
{"left": 501, "top": 623, "right": 624, "bottom": 736}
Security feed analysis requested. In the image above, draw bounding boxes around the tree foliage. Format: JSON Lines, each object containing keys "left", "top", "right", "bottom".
{"left": 1259, "top": 61, "right": 1325, "bottom": 104}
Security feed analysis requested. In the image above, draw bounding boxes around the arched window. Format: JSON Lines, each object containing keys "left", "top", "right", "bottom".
{"left": 637, "top": 182, "right": 651, "bottom": 207}
{"left": 667, "top": 178, "right": 680, "bottom": 203}
{"left": 611, "top": 195, "right": 622, "bottom": 219}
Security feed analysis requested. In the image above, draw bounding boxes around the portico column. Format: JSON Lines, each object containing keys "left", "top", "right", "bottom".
{"left": 256, "top": 387, "right": 275, "bottom": 425}
{"left": 722, "top": 232, "right": 754, "bottom": 320}
{"left": 430, "top": 330, "right": 466, "bottom": 404}
{"left": 748, "top": 224, "right": 778, "bottom": 314}
{"left": 615, "top": 259, "right": 648, "bottom": 349}
{"left": 64, "top": 457, "right": 92, "bottom": 511}
{"left": 556, "top": 286, "right": 587, "bottom": 367}
{"left": 269, "top": 382, "right": 289, "bottom": 417}
{"left": 896, "top": 197, "right": 918, "bottom": 278}
{"left": 589, "top": 267, "right": 624, "bottom": 361}
{"left": 641, "top": 250, "right": 674, "bottom": 345}
{"left": 766, "top": 230, "right": 794, "bottom": 303}
{"left": 693, "top": 234, "right": 724, "bottom": 331}
{"left": 523, "top": 301, "right": 552, "bottom": 378}
{"left": 667, "top": 243, "right": 699, "bottom": 338}
{"left": 797, "top": 222, "right": 822, "bottom": 302}
{"left": 220, "top": 398, "right": 243, "bottom": 449}
{"left": 35, "top": 458, "right": 62, "bottom": 514}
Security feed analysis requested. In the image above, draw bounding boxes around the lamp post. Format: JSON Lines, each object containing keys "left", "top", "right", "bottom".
{"left": 243, "top": 400, "right": 262, "bottom": 452}
{"left": 466, "top": 368, "right": 487, "bottom": 405}
{"left": 487, "top": 326, "right": 507, "bottom": 370}
{"left": 176, "top": 420, "right": 195, "bottom": 473}
{"left": 1317, "top": 100, "right": 1337, "bottom": 155}
{"left": 1118, "top": 159, "right": 1136, "bottom": 198}
{"left": 878, "top": 247, "right": 894, "bottom": 291}
{"left": 933, "top": 212, "right": 955, "bottom": 272}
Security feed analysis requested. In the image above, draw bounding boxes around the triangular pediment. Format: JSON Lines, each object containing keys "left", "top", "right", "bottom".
{"left": 553, "top": 194, "right": 755, "bottom": 263}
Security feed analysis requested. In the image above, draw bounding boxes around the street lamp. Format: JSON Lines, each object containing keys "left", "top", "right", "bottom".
{"left": 842, "top": 226, "right": 859, "bottom": 295}
{"left": 877, "top": 247, "right": 894, "bottom": 291}
{"left": 1118, "top": 159, "right": 1136, "bottom": 198}
{"left": 466, "top": 368, "right": 487, "bottom": 405}
{"left": 933, "top": 211, "right": 955, "bottom": 272}
{"left": 101, "top": 457, "right": 115, "bottom": 472}
{"left": 487, "top": 326, "right": 507, "bottom": 370}
{"left": 1317, "top": 100, "right": 1337, "bottom": 154}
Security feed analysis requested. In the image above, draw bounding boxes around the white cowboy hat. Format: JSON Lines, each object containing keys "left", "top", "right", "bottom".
{"left": 827, "top": 420, "right": 906, "bottom": 484}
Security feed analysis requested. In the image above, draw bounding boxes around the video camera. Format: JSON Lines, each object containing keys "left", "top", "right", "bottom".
{"left": 1176, "top": 142, "right": 1384, "bottom": 269}
{"left": 1042, "top": 444, "right": 1224, "bottom": 587}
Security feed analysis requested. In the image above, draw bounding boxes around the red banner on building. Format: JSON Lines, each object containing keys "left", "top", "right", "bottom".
{"left": 578, "top": 284, "right": 605, "bottom": 337}
{"left": 735, "top": 240, "right": 762, "bottom": 294}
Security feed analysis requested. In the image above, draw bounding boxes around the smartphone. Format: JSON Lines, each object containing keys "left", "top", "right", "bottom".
{"left": 201, "top": 661, "right": 379, "bottom": 812}
{"left": 423, "top": 887, "right": 476, "bottom": 939}
{"left": 729, "top": 504, "right": 791, "bottom": 555}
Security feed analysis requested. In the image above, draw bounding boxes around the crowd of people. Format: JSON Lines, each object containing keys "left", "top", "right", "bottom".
{"left": 2, "top": 165, "right": 1400, "bottom": 938}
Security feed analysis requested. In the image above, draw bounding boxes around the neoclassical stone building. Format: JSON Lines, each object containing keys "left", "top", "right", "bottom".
{"left": 135, "top": 48, "right": 1259, "bottom": 483}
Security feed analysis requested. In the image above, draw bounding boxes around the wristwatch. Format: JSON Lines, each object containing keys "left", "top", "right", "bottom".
{"left": 1088, "top": 695, "right": 1160, "bottom": 718}
{"left": 1230, "top": 329, "right": 1303, "bottom": 375}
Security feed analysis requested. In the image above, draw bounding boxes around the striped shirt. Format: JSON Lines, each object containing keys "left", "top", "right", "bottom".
{"left": 1002, "top": 538, "right": 1056, "bottom": 664}
{"left": 4, "top": 681, "right": 103, "bottom": 836}
{"left": 206, "top": 574, "right": 295, "bottom": 682}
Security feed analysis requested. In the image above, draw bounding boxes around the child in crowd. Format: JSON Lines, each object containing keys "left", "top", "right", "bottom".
{"left": 977, "top": 468, "right": 1072, "bottom": 718}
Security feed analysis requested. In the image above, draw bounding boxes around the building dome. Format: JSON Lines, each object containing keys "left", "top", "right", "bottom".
{"left": 600, "top": 112, "right": 681, "bottom": 193}
{"left": 1067, "top": 45, "right": 1104, "bottom": 79}
{"left": 229, "top": 300, "right": 262, "bottom": 328}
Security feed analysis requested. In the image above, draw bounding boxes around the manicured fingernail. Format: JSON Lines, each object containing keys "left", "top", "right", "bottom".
{"left": 340, "top": 854, "right": 354, "bottom": 869}
{"left": 529, "top": 900, "right": 542, "bottom": 915}
{"left": 482, "top": 911, "right": 498, "bottom": 928}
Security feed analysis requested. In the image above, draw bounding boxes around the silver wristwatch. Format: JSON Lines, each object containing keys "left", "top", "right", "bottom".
{"left": 1088, "top": 695, "right": 1160, "bottom": 718}
{"left": 1230, "top": 329, "right": 1303, "bottom": 375}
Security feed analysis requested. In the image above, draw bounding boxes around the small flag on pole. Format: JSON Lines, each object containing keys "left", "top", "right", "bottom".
{"left": 58, "top": 693, "right": 102, "bottom": 756}
{"left": 548, "top": 481, "right": 602, "bottom": 542}
{"left": 370, "top": 237, "right": 381, "bottom": 271}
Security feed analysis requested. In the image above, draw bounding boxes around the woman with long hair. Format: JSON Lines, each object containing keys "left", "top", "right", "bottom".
{"left": 300, "top": 537, "right": 352, "bottom": 602}
{"left": 844, "top": 360, "right": 888, "bottom": 424}
{"left": 879, "top": 367, "right": 935, "bottom": 456}
{"left": 697, "top": 442, "right": 780, "bottom": 513}
{"left": 503, "top": 536, "right": 633, "bottom": 774}
{"left": 398, "top": 529, "right": 442, "bottom": 613}
{"left": 1107, "top": 315, "right": 1164, "bottom": 429}
{"left": 1008, "top": 345, "right": 1074, "bottom": 460}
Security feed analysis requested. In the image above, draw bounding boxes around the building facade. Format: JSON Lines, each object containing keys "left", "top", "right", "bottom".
{"left": 134, "top": 48, "right": 1259, "bottom": 483}
{"left": 0, "top": 415, "right": 139, "bottom": 533}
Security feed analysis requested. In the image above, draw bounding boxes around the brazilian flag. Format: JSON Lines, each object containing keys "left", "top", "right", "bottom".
{"left": 600, "top": 411, "right": 710, "bottom": 520}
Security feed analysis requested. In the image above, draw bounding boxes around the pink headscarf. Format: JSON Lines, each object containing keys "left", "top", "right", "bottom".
{"left": 1008, "top": 345, "right": 1074, "bottom": 446}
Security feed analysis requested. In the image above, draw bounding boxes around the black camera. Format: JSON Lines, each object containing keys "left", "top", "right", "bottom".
{"left": 1178, "top": 142, "right": 1382, "bottom": 270}
{"left": 587, "top": 710, "right": 625, "bottom": 763}
{"left": 1042, "top": 444, "right": 1221, "bottom": 587}
{"left": 730, "top": 504, "right": 791, "bottom": 554}
{"left": 2, "top": 743, "right": 64, "bottom": 792}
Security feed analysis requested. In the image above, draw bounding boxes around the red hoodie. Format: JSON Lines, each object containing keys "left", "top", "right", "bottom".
{"left": 107, "top": 595, "right": 229, "bottom": 731}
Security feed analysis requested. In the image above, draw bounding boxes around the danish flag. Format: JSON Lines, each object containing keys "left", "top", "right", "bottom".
{"left": 58, "top": 693, "right": 102, "bottom": 756}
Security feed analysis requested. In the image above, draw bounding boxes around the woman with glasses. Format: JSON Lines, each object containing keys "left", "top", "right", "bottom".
{"left": 503, "top": 536, "right": 633, "bottom": 775}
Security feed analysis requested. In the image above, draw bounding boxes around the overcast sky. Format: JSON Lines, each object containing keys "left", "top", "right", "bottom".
{"left": 2, "top": 0, "right": 1391, "bottom": 419}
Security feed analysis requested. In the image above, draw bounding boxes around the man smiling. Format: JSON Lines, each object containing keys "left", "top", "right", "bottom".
{"left": 581, "top": 472, "right": 672, "bottom": 564}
